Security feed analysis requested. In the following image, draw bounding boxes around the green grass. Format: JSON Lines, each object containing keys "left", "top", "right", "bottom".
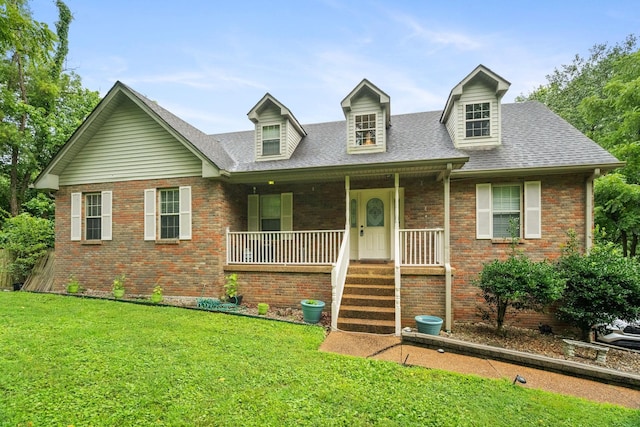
{"left": 0, "top": 293, "right": 638, "bottom": 426}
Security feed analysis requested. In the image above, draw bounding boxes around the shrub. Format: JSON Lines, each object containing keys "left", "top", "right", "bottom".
{"left": 556, "top": 233, "right": 640, "bottom": 340}
{"left": 476, "top": 255, "right": 565, "bottom": 332}
{"left": 0, "top": 213, "right": 54, "bottom": 282}
{"left": 475, "top": 219, "right": 565, "bottom": 332}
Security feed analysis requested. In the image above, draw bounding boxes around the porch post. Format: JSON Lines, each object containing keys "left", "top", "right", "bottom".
{"left": 394, "top": 173, "right": 401, "bottom": 335}
{"left": 345, "top": 176, "right": 350, "bottom": 227}
{"left": 585, "top": 168, "right": 600, "bottom": 252}
{"left": 444, "top": 164, "right": 452, "bottom": 332}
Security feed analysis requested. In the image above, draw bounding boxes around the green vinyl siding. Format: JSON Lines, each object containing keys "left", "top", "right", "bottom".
{"left": 59, "top": 99, "right": 201, "bottom": 185}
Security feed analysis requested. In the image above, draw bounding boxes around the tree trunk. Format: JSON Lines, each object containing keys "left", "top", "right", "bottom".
{"left": 630, "top": 233, "right": 638, "bottom": 258}
{"left": 621, "top": 231, "right": 628, "bottom": 257}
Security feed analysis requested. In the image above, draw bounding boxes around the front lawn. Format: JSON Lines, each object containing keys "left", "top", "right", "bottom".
{"left": 0, "top": 292, "right": 638, "bottom": 426}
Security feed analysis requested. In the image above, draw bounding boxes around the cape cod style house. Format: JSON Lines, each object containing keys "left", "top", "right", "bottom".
{"left": 34, "top": 65, "right": 623, "bottom": 334}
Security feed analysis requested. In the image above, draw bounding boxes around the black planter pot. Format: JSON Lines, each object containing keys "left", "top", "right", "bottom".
{"left": 228, "top": 295, "right": 243, "bottom": 305}
{"left": 13, "top": 283, "right": 23, "bottom": 291}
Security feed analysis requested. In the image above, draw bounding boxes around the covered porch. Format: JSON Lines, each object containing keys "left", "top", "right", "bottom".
{"left": 224, "top": 167, "right": 456, "bottom": 335}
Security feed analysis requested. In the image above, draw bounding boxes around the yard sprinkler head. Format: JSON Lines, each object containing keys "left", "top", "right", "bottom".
{"left": 512, "top": 374, "right": 527, "bottom": 385}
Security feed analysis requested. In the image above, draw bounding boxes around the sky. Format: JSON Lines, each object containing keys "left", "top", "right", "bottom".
{"left": 29, "top": 0, "right": 639, "bottom": 134}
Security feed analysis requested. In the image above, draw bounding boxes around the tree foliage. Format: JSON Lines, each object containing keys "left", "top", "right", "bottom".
{"left": 0, "top": 212, "right": 53, "bottom": 282}
{"left": 0, "top": 0, "right": 99, "bottom": 216}
{"left": 595, "top": 174, "right": 640, "bottom": 257}
{"left": 555, "top": 232, "right": 640, "bottom": 340}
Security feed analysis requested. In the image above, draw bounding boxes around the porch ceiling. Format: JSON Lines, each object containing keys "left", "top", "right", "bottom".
{"left": 218, "top": 160, "right": 465, "bottom": 185}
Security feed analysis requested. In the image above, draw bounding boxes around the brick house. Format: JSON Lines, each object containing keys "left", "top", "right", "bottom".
{"left": 34, "top": 65, "right": 622, "bottom": 334}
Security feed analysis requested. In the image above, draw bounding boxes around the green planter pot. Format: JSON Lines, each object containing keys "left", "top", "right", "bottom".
{"left": 113, "top": 289, "right": 125, "bottom": 299}
{"left": 67, "top": 284, "right": 79, "bottom": 294}
{"left": 415, "top": 315, "right": 443, "bottom": 335}
{"left": 257, "top": 303, "right": 269, "bottom": 315}
{"left": 301, "top": 300, "right": 325, "bottom": 324}
{"left": 151, "top": 294, "right": 162, "bottom": 304}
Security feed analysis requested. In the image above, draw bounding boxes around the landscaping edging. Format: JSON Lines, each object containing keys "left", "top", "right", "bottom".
{"left": 403, "top": 331, "right": 640, "bottom": 390}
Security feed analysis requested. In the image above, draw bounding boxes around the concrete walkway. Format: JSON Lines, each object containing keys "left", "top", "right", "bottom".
{"left": 319, "top": 330, "right": 640, "bottom": 409}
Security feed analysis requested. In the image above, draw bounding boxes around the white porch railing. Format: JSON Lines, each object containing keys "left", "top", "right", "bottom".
{"left": 398, "top": 228, "right": 444, "bottom": 266}
{"left": 226, "top": 229, "right": 344, "bottom": 265}
{"left": 331, "top": 225, "right": 350, "bottom": 330}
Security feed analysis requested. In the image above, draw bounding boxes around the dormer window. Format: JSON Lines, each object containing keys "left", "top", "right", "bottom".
{"left": 342, "top": 79, "right": 390, "bottom": 154}
{"left": 465, "top": 103, "right": 490, "bottom": 137}
{"left": 262, "top": 124, "right": 280, "bottom": 156}
{"left": 248, "top": 94, "right": 306, "bottom": 161}
{"left": 355, "top": 114, "right": 376, "bottom": 145}
{"left": 441, "top": 65, "right": 510, "bottom": 149}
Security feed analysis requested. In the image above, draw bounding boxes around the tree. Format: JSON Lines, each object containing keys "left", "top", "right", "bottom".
{"left": 580, "top": 51, "right": 640, "bottom": 184}
{"left": 556, "top": 233, "right": 640, "bottom": 340}
{"left": 0, "top": 0, "right": 99, "bottom": 217}
{"left": 594, "top": 174, "right": 640, "bottom": 257}
{"left": 517, "top": 35, "right": 637, "bottom": 137}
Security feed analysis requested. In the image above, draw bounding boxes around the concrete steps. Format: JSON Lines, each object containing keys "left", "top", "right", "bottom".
{"left": 337, "top": 263, "right": 396, "bottom": 334}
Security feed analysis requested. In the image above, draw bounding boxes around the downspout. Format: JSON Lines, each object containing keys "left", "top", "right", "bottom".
{"left": 585, "top": 168, "right": 600, "bottom": 252}
{"left": 394, "top": 173, "right": 401, "bottom": 335}
{"left": 444, "top": 163, "right": 452, "bottom": 332}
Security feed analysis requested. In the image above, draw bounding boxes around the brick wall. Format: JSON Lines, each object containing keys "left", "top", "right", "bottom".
{"left": 226, "top": 270, "right": 332, "bottom": 308}
{"left": 55, "top": 177, "right": 242, "bottom": 297}
{"left": 53, "top": 172, "right": 589, "bottom": 330}
{"left": 449, "top": 174, "right": 587, "bottom": 328}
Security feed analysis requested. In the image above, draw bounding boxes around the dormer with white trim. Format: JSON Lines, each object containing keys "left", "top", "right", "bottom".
{"left": 248, "top": 94, "right": 306, "bottom": 161}
{"left": 440, "top": 65, "right": 510, "bottom": 149}
{"left": 341, "top": 79, "right": 390, "bottom": 154}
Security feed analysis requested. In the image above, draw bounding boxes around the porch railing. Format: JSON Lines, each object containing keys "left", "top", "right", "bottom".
{"left": 331, "top": 225, "right": 350, "bottom": 330}
{"left": 226, "top": 229, "right": 344, "bottom": 265}
{"left": 398, "top": 228, "right": 444, "bottom": 266}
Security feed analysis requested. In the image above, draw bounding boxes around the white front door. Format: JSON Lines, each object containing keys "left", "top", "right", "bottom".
{"left": 357, "top": 189, "right": 390, "bottom": 259}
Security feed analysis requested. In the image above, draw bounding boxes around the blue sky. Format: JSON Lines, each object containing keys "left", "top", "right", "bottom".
{"left": 30, "top": 0, "right": 639, "bottom": 134}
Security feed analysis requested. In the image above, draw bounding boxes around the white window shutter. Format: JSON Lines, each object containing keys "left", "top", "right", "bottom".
{"left": 524, "top": 181, "right": 542, "bottom": 239}
{"left": 179, "top": 186, "right": 192, "bottom": 240}
{"left": 71, "top": 192, "right": 82, "bottom": 241}
{"left": 144, "top": 189, "right": 156, "bottom": 241}
{"left": 281, "top": 192, "right": 293, "bottom": 232}
{"left": 101, "top": 191, "right": 112, "bottom": 241}
{"left": 247, "top": 194, "right": 259, "bottom": 231}
{"left": 476, "top": 184, "right": 492, "bottom": 239}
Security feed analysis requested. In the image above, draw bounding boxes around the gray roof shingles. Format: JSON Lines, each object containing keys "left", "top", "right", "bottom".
{"left": 129, "top": 82, "right": 621, "bottom": 174}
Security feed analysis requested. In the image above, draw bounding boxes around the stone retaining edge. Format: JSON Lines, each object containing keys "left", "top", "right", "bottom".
{"left": 402, "top": 331, "right": 640, "bottom": 390}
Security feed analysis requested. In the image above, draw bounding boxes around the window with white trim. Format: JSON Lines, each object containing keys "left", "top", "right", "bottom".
{"left": 262, "top": 124, "right": 280, "bottom": 156}
{"left": 85, "top": 193, "right": 102, "bottom": 240}
{"left": 476, "top": 181, "right": 541, "bottom": 240}
{"left": 355, "top": 113, "right": 376, "bottom": 145}
{"left": 492, "top": 185, "right": 520, "bottom": 238}
{"left": 70, "top": 191, "right": 112, "bottom": 241}
{"left": 160, "top": 189, "right": 180, "bottom": 239}
{"left": 465, "top": 102, "right": 490, "bottom": 137}
{"left": 144, "top": 186, "right": 192, "bottom": 241}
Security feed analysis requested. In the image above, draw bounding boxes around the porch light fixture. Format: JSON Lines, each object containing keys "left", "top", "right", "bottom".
{"left": 268, "top": 180, "right": 275, "bottom": 185}
{"left": 512, "top": 374, "right": 527, "bottom": 385}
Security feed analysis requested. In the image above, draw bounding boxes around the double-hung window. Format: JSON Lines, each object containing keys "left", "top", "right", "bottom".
{"left": 144, "top": 187, "right": 192, "bottom": 241}
{"left": 70, "top": 191, "right": 112, "bottom": 241}
{"left": 465, "top": 103, "right": 490, "bottom": 137}
{"left": 85, "top": 193, "right": 102, "bottom": 240}
{"left": 160, "top": 189, "right": 180, "bottom": 239}
{"left": 262, "top": 124, "right": 280, "bottom": 156}
{"left": 355, "top": 113, "right": 376, "bottom": 145}
{"left": 476, "top": 182, "right": 541, "bottom": 240}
